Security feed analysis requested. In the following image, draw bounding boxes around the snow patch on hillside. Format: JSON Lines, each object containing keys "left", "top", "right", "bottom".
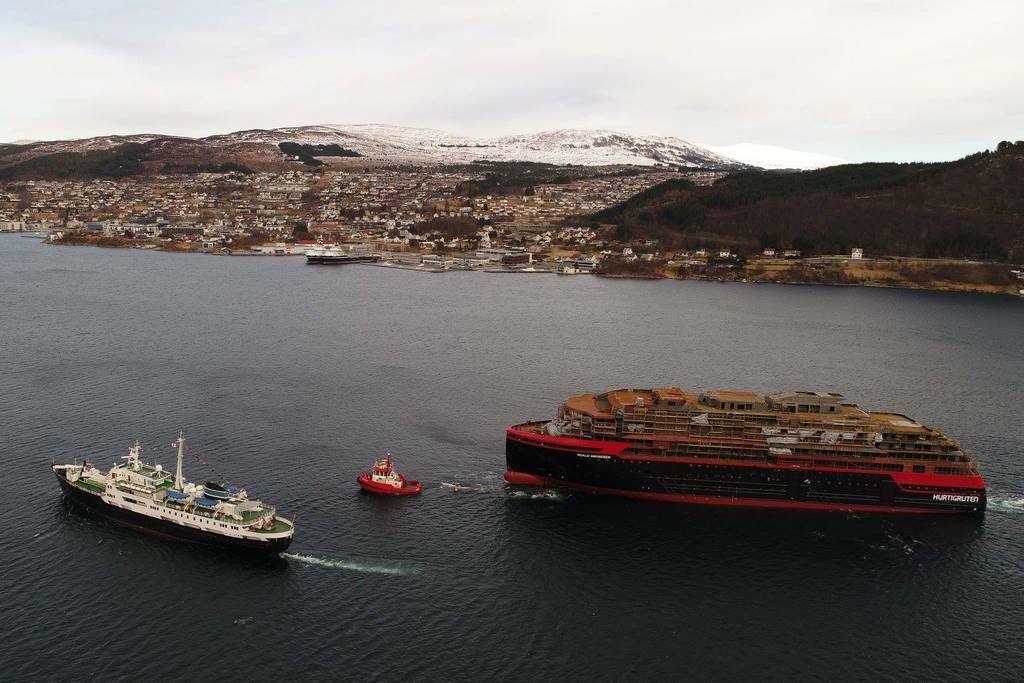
{"left": 255, "top": 125, "right": 751, "bottom": 168}
{"left": 13, "top": 125, "right": 855, "bottom": 171}
{"left": 701, "top": 143, "right": 846, "bottom": 170}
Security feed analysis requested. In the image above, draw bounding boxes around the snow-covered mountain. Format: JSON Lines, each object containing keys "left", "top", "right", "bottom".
{"left": 5, "top": 125, "right": 849, "bottom": 171}
{"left": 700, "top": 143, "right": 847, "bottom": 170}
{"left": 7, "top": 125, "right": 753, "bottom": 170}
{"left": 213, "top": 124, "right": 753, "bottom": 168}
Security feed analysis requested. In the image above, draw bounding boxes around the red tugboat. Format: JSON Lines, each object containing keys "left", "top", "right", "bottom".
{"left": 358, "top": 455, "right": 421, "bottom": 496}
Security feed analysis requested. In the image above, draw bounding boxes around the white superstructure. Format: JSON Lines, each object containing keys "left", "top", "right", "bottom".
{"left": 53, "top": 434, "right": 293, "bottom": 549}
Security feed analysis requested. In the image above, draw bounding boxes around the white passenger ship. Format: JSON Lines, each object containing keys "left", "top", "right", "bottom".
{"left": 52, "top": 434, "right": 294, "bottom": 553}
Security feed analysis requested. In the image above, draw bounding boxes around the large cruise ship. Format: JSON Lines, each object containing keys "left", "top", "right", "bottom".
{"left": 53, "top": 434, "right": 294, "bottom": 552}
{"left": 506, "top": 388, "right": 986, "bottom": 514}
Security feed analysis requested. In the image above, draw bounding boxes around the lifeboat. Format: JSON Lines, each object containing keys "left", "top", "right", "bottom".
{"left": 203, "top": 481, "right": 231, "bottom": 500}
{"left": 358, "top": 455, "right": 421, "bottom": 496}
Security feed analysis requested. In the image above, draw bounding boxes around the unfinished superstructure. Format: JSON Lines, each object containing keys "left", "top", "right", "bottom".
{"left": 506, "top": 387, "right": 985, "bottom": 514}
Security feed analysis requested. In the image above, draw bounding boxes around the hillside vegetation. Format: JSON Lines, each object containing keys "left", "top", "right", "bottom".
{"left": 277, "top": 142, "right": 362, "bottom": 166}
{"left": 0, "top": 144, "right": 152, "bottom": 180}
{"left": 454, "top": 161, "right": 642, "bottom": 196}
{"left": 0, "top": 141, "right": 265, "bottom": 179}
{"left": 593, "top": 141, "right": 1024, "bottom": 261}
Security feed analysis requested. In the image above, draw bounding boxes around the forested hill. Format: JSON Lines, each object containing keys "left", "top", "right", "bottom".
{"left": 592, "top": 141, "right": 1024, "bottom": 260}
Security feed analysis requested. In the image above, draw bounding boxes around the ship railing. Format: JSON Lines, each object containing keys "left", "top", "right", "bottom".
{"left": 115, "top": 481, "right": 157, "bottom": 496}
{"left": 159, "top": 497, "right": 240, "bottom": 522}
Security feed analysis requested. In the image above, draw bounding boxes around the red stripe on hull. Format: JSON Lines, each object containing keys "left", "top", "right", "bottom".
{"left": 503, "top": 470, "right": 962, "bottom": 515}
{"left": 890, "top": 472, "right": 985, "bottom": 490}
{"left": 503, "top": 471, "right": 549, "bottom": 486}
{"left": 506, "top": 426, "right": 985, "bottom": 492}
{"left": 506, "top": 426, "right": 630, "bottom": 456}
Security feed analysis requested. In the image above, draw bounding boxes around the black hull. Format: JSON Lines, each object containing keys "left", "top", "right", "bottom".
{"left": 506, "top": 436, "right": 986, "bottom": 515}
{"left": 306, "top": 255, "right": 380, "bottom": 265}
{"left": 56, "top": 475, "right": 292, "bottom": 553}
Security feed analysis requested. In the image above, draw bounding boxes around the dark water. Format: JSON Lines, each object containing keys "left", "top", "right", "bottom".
{"left": 2, "top": 234, "right": 1022, "bottom": 681}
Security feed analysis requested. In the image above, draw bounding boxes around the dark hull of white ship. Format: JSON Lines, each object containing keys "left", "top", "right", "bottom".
{"left": 306, "top": 254, "right": 381, "bottom": 265}
{"left": 55, "top": 472, "right": 292, "bottom": 553}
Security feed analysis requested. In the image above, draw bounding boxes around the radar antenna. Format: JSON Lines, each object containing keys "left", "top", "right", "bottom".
{"left": 121, "top": 439, "right": 142, "bottom": 470}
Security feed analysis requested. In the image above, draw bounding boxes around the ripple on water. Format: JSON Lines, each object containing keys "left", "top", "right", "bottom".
{"left": 282, "top": 552, "right": 420, "bottom": 576}
{"left": 987, "top": 495, "right": 1024, "bottom": 514}
{"left": 3, "top": 235, "right": 1023, "bottom": 680}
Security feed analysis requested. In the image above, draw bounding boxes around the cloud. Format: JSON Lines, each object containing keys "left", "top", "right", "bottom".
{"left": 1, "top": 0, "right": 1021, "bottom": 161}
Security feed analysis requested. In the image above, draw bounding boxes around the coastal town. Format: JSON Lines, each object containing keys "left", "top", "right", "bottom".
{"left": 2, "top": 164, "right": 1022, "bottom": 294}
{"left": 0, "top": 165, "right": 685, "bottom": 244}
{"left": 0, "top": 164, "right": 711, "bottom": 271}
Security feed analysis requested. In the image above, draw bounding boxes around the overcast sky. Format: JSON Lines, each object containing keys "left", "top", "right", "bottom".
{"left": 2, "top": 0, "right": 1021, "bottom": 161}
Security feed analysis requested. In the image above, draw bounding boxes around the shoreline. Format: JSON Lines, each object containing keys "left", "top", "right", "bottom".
{"left": 598, "top": 269, "right": 1023, "bottom": 296}
{"left": 28, "top": 237, "right": 1024, "bottom": 298}
{"left": 681, "top": 274, "right": 1023, "bottom": 297}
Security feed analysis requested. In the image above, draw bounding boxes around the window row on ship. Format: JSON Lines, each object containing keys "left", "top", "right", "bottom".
{"left": 652, "top": 460, "right": 973, "bottom": 484}
{"left": 579, "top": 427, "right": 959, "bottom": 456}
{"left": 579, "top": 413, "right": 950, "bottom": 440}
{"left": 117, "top": 493, "right": 245, "bottom": 531}
{"left": 635, "top": 422, "right": 947, "bottom": 445}
{"left": 621, "top": 448, "right": 971, "bottom": 474}
{"left": 161, "top": 508, "right": 242, "bottom": 530}
{"left": 625, "top": 441, "right": 965, "bottom": 461}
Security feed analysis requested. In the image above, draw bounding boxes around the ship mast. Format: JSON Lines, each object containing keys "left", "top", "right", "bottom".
{"left": 174, "top": 431, "right": 185, "bottom": 490}
{"left": 127, "top": 439, "right": 142, "bottom": 470}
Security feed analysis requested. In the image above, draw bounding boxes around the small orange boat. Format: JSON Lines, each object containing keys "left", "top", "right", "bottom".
{"left": 358, "top": 455, "right": 421, "bottom": 496}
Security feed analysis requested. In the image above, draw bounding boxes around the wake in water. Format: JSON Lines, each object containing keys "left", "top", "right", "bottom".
{"left": 439, "top": 482, "right": 502, "bottom": 493}
{"left": 508, "top": 489, "right": 568, "bottom": 502}
{"left": 987, "top": 495, "right": 1024, "bottom": 513}
{"left": 438, "top": 480, "right": 568, "bottom": 501}
{"left": 283, "top": 553, "right": 418, "bottom": 575}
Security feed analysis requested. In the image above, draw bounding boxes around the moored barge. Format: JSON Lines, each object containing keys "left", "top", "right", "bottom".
{"left": 506, "top": 388, "right": 985, "bottom": 514}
